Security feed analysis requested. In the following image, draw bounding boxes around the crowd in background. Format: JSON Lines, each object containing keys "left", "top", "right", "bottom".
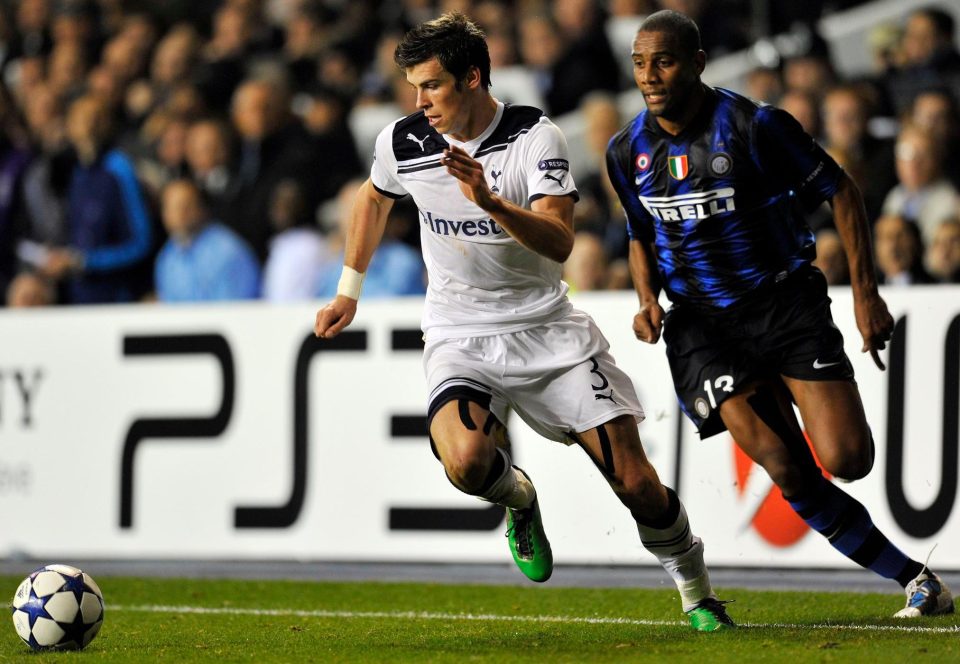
{"left": 0, "top": 0, "right": 958, "bottom": 308}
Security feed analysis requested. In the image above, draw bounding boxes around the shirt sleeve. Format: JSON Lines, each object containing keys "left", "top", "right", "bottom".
{"left": 753, "top": 105, "right": 843, "bottom": 211}
{"left": 370, "top": 121, "right": 408, "bottom": 199}
{"left": 605, "top": 135, "right": 655, "bottom": 243}
{"left": 525, "top": 119, "right": 579, "bottom": 204}
{"left": 83, "top": 151, "right": 154, "bottom": 273}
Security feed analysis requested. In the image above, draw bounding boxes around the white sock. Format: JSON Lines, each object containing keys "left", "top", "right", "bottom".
{"left": 636, "top": 497, "right": 715, "bottom": 612}
{"left": 477, "top": 449, "right": 536, "bottom": 510}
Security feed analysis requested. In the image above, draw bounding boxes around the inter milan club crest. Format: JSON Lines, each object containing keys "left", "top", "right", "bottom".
{"left": 635, "top": 152, "right": 651, "bottom": 172}
{"left": 668, "top": 155, "right": 689, "bottom": 180}
{"left": 709, "top": 152, "right": 732, "bottom": 175}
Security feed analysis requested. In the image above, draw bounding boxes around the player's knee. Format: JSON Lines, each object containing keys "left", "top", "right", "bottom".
{"left": 822, "top": 449, "right": 873, "bottom": 482}
{"left": 441, "top": 453, "right": 492, "bottom": 494}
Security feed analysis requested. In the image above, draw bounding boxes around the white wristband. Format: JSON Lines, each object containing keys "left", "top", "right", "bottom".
{"left": 337, "top": 266, "right": 365, "bottom": 300}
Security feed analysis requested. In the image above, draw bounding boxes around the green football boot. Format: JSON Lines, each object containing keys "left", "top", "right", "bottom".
{"left": 506, "top": 498, "right": 553, "bottom": 583}
{"left": 686, "top": 598, "right": 736, "bottom": 632}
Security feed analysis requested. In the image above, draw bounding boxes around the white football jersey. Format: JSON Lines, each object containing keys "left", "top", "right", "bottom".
{"left": 370, "top": 101, "right": 579, "bottom": 340}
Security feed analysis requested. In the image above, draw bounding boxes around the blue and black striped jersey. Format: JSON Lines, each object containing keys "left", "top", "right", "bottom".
{"left": 606, "top": 87, "right": 843, "bottom": 309}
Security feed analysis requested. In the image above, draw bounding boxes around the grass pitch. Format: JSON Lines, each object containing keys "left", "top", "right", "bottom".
{"left": 2, "top": 574, "right": 958, "bottom": 662}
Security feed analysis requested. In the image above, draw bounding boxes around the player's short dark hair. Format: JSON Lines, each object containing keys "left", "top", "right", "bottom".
{"left": 637, "top": 10, "right": 702, "bottom": 57}
{"left": 394, "top": 12, "right": 491, "bottom": 90}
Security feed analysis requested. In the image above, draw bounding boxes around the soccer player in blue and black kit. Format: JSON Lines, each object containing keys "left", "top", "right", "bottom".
{"left": 607, "top": 10, "right": 954, "bottom": 618}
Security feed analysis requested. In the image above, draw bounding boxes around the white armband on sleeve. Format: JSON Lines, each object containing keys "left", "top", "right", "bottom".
{"left": 337, "top": 266, "right": 365, "bottom": 300}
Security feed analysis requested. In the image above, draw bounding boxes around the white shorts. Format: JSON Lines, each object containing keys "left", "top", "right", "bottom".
{"left": 423, "top": 309, "right": 644, "bottom": 443}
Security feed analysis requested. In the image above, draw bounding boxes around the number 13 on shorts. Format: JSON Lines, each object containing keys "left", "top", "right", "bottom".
{"left": 703, "top": 374, "right": 734, "bottom": 408}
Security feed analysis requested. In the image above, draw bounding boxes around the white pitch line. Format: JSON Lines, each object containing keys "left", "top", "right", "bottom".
{"left": 112, "top": 604, "right": 960, "bottom": 634}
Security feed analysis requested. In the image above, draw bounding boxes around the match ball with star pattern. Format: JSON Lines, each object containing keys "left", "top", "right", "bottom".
{"left": 10, "top": 564, "right": 104, "bottom": 650}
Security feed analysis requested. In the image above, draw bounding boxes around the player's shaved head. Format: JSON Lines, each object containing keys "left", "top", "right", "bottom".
{"left": 395, "top": 11, "right": 491, "bottom": 89}
{"left": 637, "top": 10, "right": 702, "bottom": 58}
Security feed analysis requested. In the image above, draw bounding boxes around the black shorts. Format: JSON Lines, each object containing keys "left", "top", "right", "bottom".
{"left": 663, "top": 266, "right": 855, "bottom": 439}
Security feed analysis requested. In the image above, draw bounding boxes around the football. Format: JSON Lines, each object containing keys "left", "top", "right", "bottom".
{"left": 10, "top": 564, "right": 105, "bottom": 651}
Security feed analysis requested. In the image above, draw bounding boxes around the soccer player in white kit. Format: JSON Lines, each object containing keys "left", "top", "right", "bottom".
{"left": 313, "top": 12, "right": 733, "bottom": 631}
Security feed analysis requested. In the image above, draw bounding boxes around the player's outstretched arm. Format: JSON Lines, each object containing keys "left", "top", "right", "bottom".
{"left": 314, "top": 179, "right": 395, "bottom": 339}
{"left": 442, "top": 145, "right": 575, "bottom": 263}
{"left": 628, "top": 238, "right": 664, "bottom": 344}
{"left": 830, "top": 172, "right": 894, "bottom": 370}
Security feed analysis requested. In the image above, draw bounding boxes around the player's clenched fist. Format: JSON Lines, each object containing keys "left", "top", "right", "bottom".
{"left": 314, "top": 296, "right": 358, "bottom": 339}
{"left": 633, "top": 303, "right": 664, "bottom": 344}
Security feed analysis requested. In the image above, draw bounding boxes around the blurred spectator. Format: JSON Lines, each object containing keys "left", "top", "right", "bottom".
{"left": 100, "top": 34, "right": 148, "bottom": 88}
{"left": 581, "top": 92, "right": 622, "bottom": 175}
{"left": 881, "top": 122, "right": 960, "bottom": 246}
{"left": 226, "top": 77, "right": 318, "bottom": 259}
{"left": 262, "top": 178, "right": 331, "bottom": 302}
{"left": 782, "top": 51, "right": 836, "bottom": 102}
{"left": 658, "top": 0, "right": 749, "bottom": 57}
{"left": 42, "top": 94, "right": 154, "bottom": 303}
{"left": 193, "top": 2, "right": 251, "bottom": 112}
{"left": 885, "top": 7, "right": 960, "bottom": 115}
{"left": 813, "top": 228, "right": 849, "bottom": 286}
{"left": 315, "top": 178, "right": 425, "bottom": 298}
{"left": 153, "top": 24, "right": 202, "bottom": 90}
{"left": 573, "top": 92, "right": 629, "bottom": 260}
{"left": 900, "top": 7, "right": 958, "bottom": 70}
{"left": 745, "top": 67, "right": 783, "bottom": 105}
{"left": 185, "top": 117, "right": 240, "bottom": 220}
{"left": 317, "top": 47, "right": 361, "bottom": 101}
{"left": 606, "top": 257, "right": 631, "bottom": 289}
{"left": 820, "top": 84, "right": 896, "bottom": 221}
{"left": 487, "top": 25, "right": 546, "bottom": 109}
{"left": 126, "top": 23, "right": 203, "bottom": 121}
{"left": 155, "top": 178, "right": 260, "bottom": 302}
{"left": 349, "top": 33, "right": 417, "bottom": 164}
{"left": 873, "top": 213, "right": 933, "bottom": 286}
{"left": 137, "top": 114, "right": 190, "bottom": 198}
{"left": 0, "top": 83, "right": 31, "bottom": 299}
{"left": 925, "top": 217, "right": 960, "bottom": 283}
{"left": 50, "top": 0, "right": 100, "bottom": 49}
{"left": 46, "top": 40, "right": 87, "bottom": 102}
{"left": 907, "top": 87, "right": 960, "bottom": 188}
{"left": 233, "top": 0, "right": 286, "bottom": 57}
{"left": 518, "top": 13, "right": 563, "bottom": 112}
{"left": 563, "top": 230, "right": 608, "bottom": 292}
{"left": 18, "top": 83, "right": 71, "bottom": 263}
{"left": 297, "top": 85, "right": 364, "bottom": 207}
{"left": 867, "top": 22, "right": 904, "bottom": 75}
{"left": 114, "top": 12, "right": 159, "bottom": 59}
{"left": 5, "top": 0, "right": 960, "bottom": 307}
{"left": 356, "top": 30, "right": 404, "bottom": 104}
{"left": 7, "top": 54, "right": 47, "bottom": 107}
{"left": 283, "top": 1, "right": 325, "bottom": 93}
{"left": 605, "top": 0, "right": 651, "bottom": 83}
{"left": 5, "top": 270, "right": 55, "bottom": 307}
{"left": 13, "top": 0, "right": 53, "bottom": 60}
{"left": 545, "top": 0, "right": 621, "bottom": 116}
{"left": 86, "top": 65, "right": 124, "bottom": 112}
{"left": 778, "top": 89, "right": 820, "bottom": 137}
